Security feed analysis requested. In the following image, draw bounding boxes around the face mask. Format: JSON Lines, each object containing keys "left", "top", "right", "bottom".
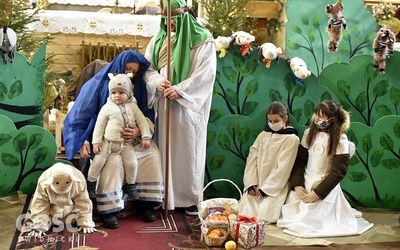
{"left": 314, "top": 119, "right": 330, "bottom": 129}
{"left": 268, "top": 121, "right": 284, "bottom": 132}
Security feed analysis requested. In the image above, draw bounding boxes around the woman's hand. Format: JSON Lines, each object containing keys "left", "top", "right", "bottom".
{"left": 80, "top": 142, "right": 91, "bottom": 158}
{"left": 295, "top": 186, "right": 307, "bottom": 199}
{"left": 120, "top": 125, "right": 140, "bottom": 142}
{"left": 301, "top": 191, "right": 320, "bottom": 203}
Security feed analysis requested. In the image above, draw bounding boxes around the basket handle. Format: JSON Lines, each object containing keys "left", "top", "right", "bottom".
{"left": 198, "top": 178, "right": 242, "bottom": 204}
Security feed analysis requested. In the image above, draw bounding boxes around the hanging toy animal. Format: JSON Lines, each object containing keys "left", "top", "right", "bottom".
{"left": 215, "top": 36, "right": 231, "bottom": 58}
{"left": 257, "top": 42, "right": 282, "bottom": 68}
{"left": 230, "top": 31, "right": 255, "bottom": 57}
{"left": 325, "top": 0, "right": 347, "bottom": 53}
{"left": 373, "top": 26, "right": 395, "bottom": 75}
{"left": 0, "top": 26, "right": 17, "bottom": 64}
{"left": 287, "top": 57, "right": 311, "bottom": 85}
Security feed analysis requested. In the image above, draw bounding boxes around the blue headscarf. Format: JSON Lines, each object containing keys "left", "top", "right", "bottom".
{"left": 63, "top": 50, "right": 151, "bottom": 160}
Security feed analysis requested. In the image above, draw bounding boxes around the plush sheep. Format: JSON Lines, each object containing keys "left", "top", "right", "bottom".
{"left": 257, "top": 42, "right": 282, "bottom": 68}
{"left": 215, "top": 36, "right": 231, "bottom": 58}
{"left": 288, "top": 57, "right": 311, "bottom": 84}
{"left": 0, "top": 26, "right": 17, "bottom": 64}
{"left": 325, "top": 0, "right": 347, "bottom": 53}
{"left": 230, "top": 31, "right": 255, "bottom": 57}
{"left": 28, "top": 163, "right": 96, "bottom": 237}
{"left": 373, "top": 26, "right": 395, "bottom": 75}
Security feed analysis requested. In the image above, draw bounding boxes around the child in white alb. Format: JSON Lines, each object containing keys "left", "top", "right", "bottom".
{"left": 87, "top": 73, "right": 151, "bottom": 199}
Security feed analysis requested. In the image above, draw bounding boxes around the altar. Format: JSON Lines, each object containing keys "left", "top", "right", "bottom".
{"left": 30, "top": 9, "right": 161, "bottom": 72}
{"left": 31, "top": 10, "right": 160, "bottom": 36}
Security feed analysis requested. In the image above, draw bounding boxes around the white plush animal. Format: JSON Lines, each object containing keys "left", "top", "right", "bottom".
{"left": 0, "top": 26, "right": 17, "bottom": 64}
{"left": 215, "top": 36, "right": 231, "bottom": 58}
{"left": 257, "top": 42, "right": 282, "bottom": 68}
{"left": 28, "top": 163, "right": 96, "bottom": 236}
{"left": 289, "top": 57, "right": 311, "bottom": 83}
{"left": 231, "top": 31, "right": 255, "bottom": 57}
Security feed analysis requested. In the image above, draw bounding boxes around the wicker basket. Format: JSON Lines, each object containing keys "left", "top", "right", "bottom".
{"left": 198, "top": 179, "right": 242, "bottom": 226}
{"left": 204, "top": 228, "right": 228, "bottom": 247}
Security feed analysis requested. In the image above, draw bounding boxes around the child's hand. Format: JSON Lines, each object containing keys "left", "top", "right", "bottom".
{"left": 142, "top": 139, "right": 150, "bottom": 150}
{"left": 295, "top": 186, "right": 307, "bottom": 199}
{"left": 248, "top": 186, "right": 258, "bottom": 196}
{"left": 93, "top": 145, "right": 101, "bottom": 155}
{"left": 301, "top": 191, "right": 319, "bottom": 203}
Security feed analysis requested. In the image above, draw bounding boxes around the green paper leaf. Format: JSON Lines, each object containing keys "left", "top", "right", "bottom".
{"left": 1, "top": 153, "right": 19, "bottom": 167}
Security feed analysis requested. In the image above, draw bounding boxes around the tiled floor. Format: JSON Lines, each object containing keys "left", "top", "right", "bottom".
{"left": 1, "top": 195, "right": 399, "bottom": 250}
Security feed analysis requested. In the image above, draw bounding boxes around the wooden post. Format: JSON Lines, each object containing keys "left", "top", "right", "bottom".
{"left": 163, "top": 0, "right": 172, "bottom": 219}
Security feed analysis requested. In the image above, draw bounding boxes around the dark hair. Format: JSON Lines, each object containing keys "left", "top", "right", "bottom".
{"left": 307, "top": 100, "right": 348, "bottom": 156}
{"left": 267, "top": 101, "right": 290, "bottom": 126}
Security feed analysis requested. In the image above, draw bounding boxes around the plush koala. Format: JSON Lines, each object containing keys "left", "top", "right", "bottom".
{"left": 230, "top": 31, "right": 255, "bottom": 57}
{"left": 0, "top": 26, "right": 17, "bottom": 64}
{"left": 215, "top": 36, "right": 231, "bottom": 58}
{"left": 373, "top": 27, "right": 395, "bottom": 75}
{"left": 257, "top": 42, "right": 282, "bottom": 68}
{"left": 28, "top": 163, "right": 96, "bottom": 237}
{"left": 288, "top": 57, "right": 311, "bottom": 84}
{"left": 325, "top": 0, "right": 347, "bottom": 53}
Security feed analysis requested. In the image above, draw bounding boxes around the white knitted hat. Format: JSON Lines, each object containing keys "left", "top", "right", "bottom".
{"left": 108, "top": 73, "right": 133, "bottom": 97}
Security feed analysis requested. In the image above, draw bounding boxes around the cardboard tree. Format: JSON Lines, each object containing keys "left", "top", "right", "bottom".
{"left": 0, "top": 43, "right": 46, "bottom": 129}
{"left": 0, "top": 43, "right": 72, "bottom": 196}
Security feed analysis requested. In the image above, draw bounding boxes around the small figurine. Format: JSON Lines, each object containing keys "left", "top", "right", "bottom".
{"left": 215, "top": 36, "right": 231, "bottom": 58}
{"left": 373, "top": 26, "right": 395, "bottom": 75}
{"left": 325, "top": 0, "right": 347, "bottom": 53}
{"left": 0, "top": 26, "right": 17, "bottom": 64}
{"left": 288, "top": 57, "right": 311, "bottom": 85}
{"left": 257, "top": 42, "right": 282, "bottom": 68}
{"left": 28, "top": 163, "right": 96, "bottom": 236}
{"left": 230, "top": 31, "right": 255, "bottom": 57}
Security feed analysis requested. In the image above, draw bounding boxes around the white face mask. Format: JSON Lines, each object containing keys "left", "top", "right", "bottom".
{"left": 268, "top": 121, "right": 284, "bottom": 132}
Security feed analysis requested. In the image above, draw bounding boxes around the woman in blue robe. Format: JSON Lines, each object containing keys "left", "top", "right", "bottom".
{"left": 63, "top": 50, "right": 163, "bottom": 228}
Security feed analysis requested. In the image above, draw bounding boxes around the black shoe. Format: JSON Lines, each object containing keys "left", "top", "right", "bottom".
{"left": 139, "top": 202, "right": 156, "bottom": 222}
{"left": 185, "top": 205, "right": 198, "bottom": 216}
{"left": 87, "top": 181, "right": 97, "bottom": 198}
{"left": 126, "top": 183, "right": 139, "bottom": 200}
{"left": 101, "top": 213, "right": 119, "bottom": 229}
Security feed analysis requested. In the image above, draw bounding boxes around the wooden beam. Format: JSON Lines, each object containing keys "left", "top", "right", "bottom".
{"left": 245, "top": 1, "right": 279, "bottom": 19}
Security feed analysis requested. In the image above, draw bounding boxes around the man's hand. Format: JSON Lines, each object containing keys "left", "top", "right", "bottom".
{"left": 301, "top": 191, "right": 320, "bottom": 203}
{"left": 80, "top": 142, "right": 91, "bottom": 158}
{"left": 295, "top": 186, "right": 307, "bottom": 199}
{"left": 79, "top": 226, "right": 97, "bottom": 234}
{"left": 28, "top": 229, "right": 47, "bottom": 237}
{"left": 163, "top": 86, "right": 181, "bottom": 100}
{"left": 157, "top": 79, "right": 171, "bottom": 93}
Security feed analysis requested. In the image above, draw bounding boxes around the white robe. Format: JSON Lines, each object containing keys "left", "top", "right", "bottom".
{"left": 144, "top": 37, "right": 217, "bottom": 210}
{"left": 239, "top": 131, "right": 299, "bottom": 223}
{"left": 277, "top": 130, "right": 374, "bottom": 237}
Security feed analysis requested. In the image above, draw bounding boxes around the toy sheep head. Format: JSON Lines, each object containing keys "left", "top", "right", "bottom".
{"left": 43, "top": 163, "right": 82, "bottom": 194}
{"left": 289, "top": 57, "right": 311, "bottom": 80}
{"left": 0, "top": 26, "right": 17, "bottom": 64}
{"left": 230, "top": 31, "right": 255, "bottom": 46}
{"left": 215, "top": 36, "right": 231, "bottom": 58}
{"left": 258, "top": 42, "right": 283, "bottom": 68}
{"left": 215, "top": 36, "right": 231, "bottom": 51}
